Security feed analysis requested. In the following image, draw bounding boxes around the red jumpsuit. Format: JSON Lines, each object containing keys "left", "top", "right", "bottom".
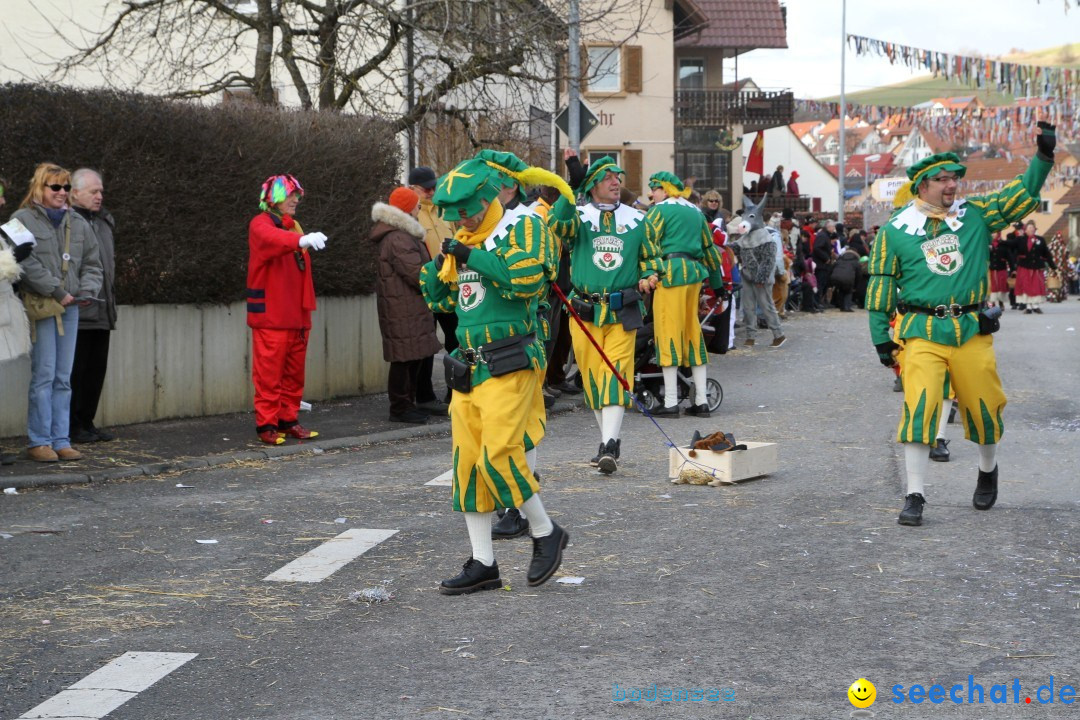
{"left": 247, "top": 212, "right": 316, "bottom": 433}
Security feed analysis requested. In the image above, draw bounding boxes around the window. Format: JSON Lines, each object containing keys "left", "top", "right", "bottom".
{"left": 587, "top": 150, "right": 619, "bottom": 167}
{"left": 587, "top": 46, "right": 621, "bottom": 93}
{"left": 1040, "top": 199, "right": 1051, "bottom": 213}
{"left": 678, "top": 58, "right": 704, "bottom": 90}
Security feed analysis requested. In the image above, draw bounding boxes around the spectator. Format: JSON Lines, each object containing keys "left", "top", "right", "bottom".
{"left": 1046, "top": 231, "right": 1067, "bottom": 302}
{"left": 410, "top": 165, "right": 456, "bottom": 412}
{"left": 770, "top": 165, "right": 785, "bottom": 196}
{"left": 1, "top": 177, "right": 34, "bottom": 465}
{"left": 701, "top": 190, "right": 723, "bottom": 223}
{"left": 13, "top": 163, "right": 103, "bottom": 463}
{"left": 813, "top": 220, "right": 837, "bottom": 308}
{"left": 786, "top": 171, "right": 800, "bottom": 196}
{"left": 729, "top": 194, "right": 785, "bottom": 347}
{"left": 1013, "top": 220, "right": 1056, "bottom": 314}
{"left": 68, "top": 169, "right": 118, "bottom": 444}
{"left": 371, "top": 186, "right": 441, "bottom": 424}
{"left": 831, "top": 244, "right": 863, "bottom": 311}
{"left": 247, "top": 174, "right": 326, "bottom": 445}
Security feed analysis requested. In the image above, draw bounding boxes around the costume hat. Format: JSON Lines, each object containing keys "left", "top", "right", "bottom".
{"left": 432, "top": 159, "right": 500, "bottom": 220}
{"left": 475, "top": 149, "right": 575, "bottom": 206}
{"left": 893, "top": 152, "right": 967, "bottom": 207}
{"left": 648, "top": 171, "right": 692, "bottom": 199}
{"left": 259, "top": 174, "right": 304, "bottom": 211}
{"left": 581, "top": 155, "right": 624, "bottom": 195}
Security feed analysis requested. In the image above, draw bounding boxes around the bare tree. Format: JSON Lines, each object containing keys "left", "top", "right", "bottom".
{"left": 33, "top": 0, "right": 655, "bottom": 145}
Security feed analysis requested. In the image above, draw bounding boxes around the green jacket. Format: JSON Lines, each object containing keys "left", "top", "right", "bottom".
{"left": 547, "top": 197, "right": 661, "bottom": 326}
{"left": 866, "top": 155, "right": 1052, "bottom": 346}
{"left": 420, "top": 207, "right": 550, "bottom": 387}
{"left": 644, "top": 197, "right": 724, "bottom": 289}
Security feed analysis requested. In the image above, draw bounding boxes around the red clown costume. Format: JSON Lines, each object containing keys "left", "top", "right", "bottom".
{"left": 247, "top": 174, "right": 325, "bottom": 444}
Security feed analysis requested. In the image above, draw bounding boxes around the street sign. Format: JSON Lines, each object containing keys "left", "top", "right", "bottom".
{"left": 872, "top": 177, "right": 907, "bottom": 202}
{"left": 555, "top": 101, "right": 600, "bottom": 142}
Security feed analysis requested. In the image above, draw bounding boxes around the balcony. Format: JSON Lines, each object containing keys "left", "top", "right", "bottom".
{"left": 675, "top": 89, "right": 794, "bottom": 133}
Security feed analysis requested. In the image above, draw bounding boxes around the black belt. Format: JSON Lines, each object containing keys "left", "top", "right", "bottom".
{"left": 664, "top": 252, "right": 696, "bottom": 261}
{"left": 900, "top": 303, "right": 982, "bottom": 319}
{"left": 459, "top": 333, "right": 536, "bottom": 366}
{"left": 573, "top": 287, "right": 617, "bottom": 305}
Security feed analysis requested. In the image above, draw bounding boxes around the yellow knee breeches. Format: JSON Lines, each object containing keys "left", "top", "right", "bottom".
{"left": 570, "top": 321, "right": 635, "bottom": 410}
{"left": 653, "top": 283, "right": 707, "bottom": 367}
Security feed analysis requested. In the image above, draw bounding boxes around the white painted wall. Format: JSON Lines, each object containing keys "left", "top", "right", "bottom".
{"left": 0, "top": 296, "right": 386, "bottom": 437}
{"left": 741, "top": 125, "right": 839, "bottom": 213}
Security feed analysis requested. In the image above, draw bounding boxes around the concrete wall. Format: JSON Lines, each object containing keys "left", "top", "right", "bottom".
{"left": 0, "top": 296, "right": 385, "bottom": 437}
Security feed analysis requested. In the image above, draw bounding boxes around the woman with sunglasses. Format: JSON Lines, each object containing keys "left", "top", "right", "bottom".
{"left": 12, "top": 163, "right": 102, "bottom": 462}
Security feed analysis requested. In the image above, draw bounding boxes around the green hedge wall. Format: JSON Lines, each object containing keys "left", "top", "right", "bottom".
{"left": 0, "top": 84, "right": 399, "bottom": 304}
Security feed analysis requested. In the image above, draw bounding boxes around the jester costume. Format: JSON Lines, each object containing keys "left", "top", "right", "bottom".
{"left": 867, "top": 130, "right": 1055, "bottom": 526}
{"left": 420, "top": 158, "right": 568, "bottom": 594}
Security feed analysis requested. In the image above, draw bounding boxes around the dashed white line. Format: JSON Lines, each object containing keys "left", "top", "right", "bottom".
{"left": 17, "top": 651, "right": 197, "bottom": 719}
{"left": 425, "top": 470, "right": 453, "bottom": 486}
{"left": 263, "top": 528, "right": 398, "bottom": 582}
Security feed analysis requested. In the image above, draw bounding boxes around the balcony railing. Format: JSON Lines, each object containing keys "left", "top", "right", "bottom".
{"left": 675, "top": 89, "right": 794, "bottom": 133}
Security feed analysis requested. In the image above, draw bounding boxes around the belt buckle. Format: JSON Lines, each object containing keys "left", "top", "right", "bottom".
{"left": 462, "top": 348, "right": 480, "bottom": 366}
{"left": 949, "top": 303, "right": 964, "bottom": 318}
{"left": 933, "top": 304, "right": 948, "bottom": 319}
{"left": 589, "top": 293, "right": 604, "bottom": 304}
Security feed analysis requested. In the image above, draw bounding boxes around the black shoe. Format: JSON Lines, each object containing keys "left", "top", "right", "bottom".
{"left": 543, "top": 388, "right": 556, "bottom": 409}
{"left": 590, "top": 442, "right": 604, "bottom": 466}
{"left": 1033, "top": 307, "right": 1043, "bottom": 314}
{"left": 544, "top": 384, "right": 561, "bottom": 398}
{"left": 973, "top": 465, "right": 998, "bottom": 510}
{"left": 70, "top": 427, "right": 99, "bottom": 444}
{"left": 929, "top": 438, "right": 950, "bottom": 462}
{"left": 948, "top": 404, "right": 958, "bottom": 424}
{"left": 1024, "top": 308, "right": 1033, "bottom": 314}
{"left": 597, "top": 439, "right": 618, "bottom": 474}
{"left": 653, "top": 403, "right": 681, "bottom": 417}
{"left": 389, "top": 409, "right": 428, "bottom": 424}
{"left": 552, "top": 381, "right": 581, "bottom": 395}
{"left": 439, "top": 557, "right": 502, "bottom": 595}
{"left": 685, "top": 403, "right": 710, "bottom": 417}
{"left": 527, "top": 523, "right": 569, "bottom": 587}
{"left": 89, "top": 426, "right": 116, "bottom": 442}
{"left": 893, "top": 377, "right": 904, "bottom": 393}
{"left": 0, "top": 452, "right": 16, "bottom": 466}
{"left": 416, "top": 399, "right": 449, "bottom": 415}
{"left": 492, "top": 508, "right": 530, "bottom": 539}
{"left": 898, "top": 493, "right": 926, "bottom": 526}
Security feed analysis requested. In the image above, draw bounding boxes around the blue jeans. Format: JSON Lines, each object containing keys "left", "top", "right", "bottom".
{"left": 27, "top": 304, "right": 79, "bottom": 449}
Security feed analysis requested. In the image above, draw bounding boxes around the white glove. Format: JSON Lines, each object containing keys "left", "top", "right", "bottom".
{"left": 299, "top": 232, "right": 327, "bottom": 251}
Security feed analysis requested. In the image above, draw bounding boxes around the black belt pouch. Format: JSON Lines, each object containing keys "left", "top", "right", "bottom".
{"left": 443, "top": 353, "right": 473, "bottom": 393}
{"left": 570, "top": 295, "right": 594, "bottom": 319}
{"left": 484, "top": 334, "right": 533, "bottom": 377}
{"left": 619, "top": 288, "right": 644, "bottom": 330}
{"left": 977, "top": 311, "right": 1001, "bottom": 335}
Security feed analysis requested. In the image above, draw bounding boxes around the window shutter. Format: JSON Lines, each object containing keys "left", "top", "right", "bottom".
{"left": 624, "top": 149, "right": 643, "bottom": 196}
{"left": 623, "top": 46, "right": 643, "bottom": 94}
{"left": 580, "top": 45, "right": 590, "bottom": 93}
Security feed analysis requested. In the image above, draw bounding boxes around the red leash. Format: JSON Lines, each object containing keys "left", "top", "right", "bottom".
{"left": 549, "top": 283, "right": 631, "bottom": 392}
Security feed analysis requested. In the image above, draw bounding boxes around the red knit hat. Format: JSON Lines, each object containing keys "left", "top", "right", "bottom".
{"left": 389, "top": 186, "right": 419, "bottom": 214}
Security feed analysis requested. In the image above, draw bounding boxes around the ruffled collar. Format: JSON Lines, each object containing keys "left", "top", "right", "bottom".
{"left": 578, "top": 202, "right": 643, "bottom": 232}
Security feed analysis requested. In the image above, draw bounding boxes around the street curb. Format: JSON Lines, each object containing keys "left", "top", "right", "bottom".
{"left": 1, "top": 400, "right": 579, "bottom": 491}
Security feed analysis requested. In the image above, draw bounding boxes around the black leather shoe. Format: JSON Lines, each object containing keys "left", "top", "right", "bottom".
{"left": 492, "top": 508, "right": 530, "bottom": 539}
{"left": 653, "top": 404, "right": 681, "bottom": 417}
{"left": 898, "top": 493, "right": 926, "bottom": 526}
{"left": 90, "top": 426, "right": 116, "bottom": 442}
{"left": 590, "top": 442, "right": 605, "bottom": 466}
{"left": 597, "top": 439, "right": 618, "bottom": 475}
{"left": 0, "top": 452, "right": 16, "bottom": 466}
{"left": 389, "top": 409, "right": 428, "bottom": 424}
{"left": 71, "top": 427, "right": 99, "bottom": 444}
{"left": 527, "top": 523, "right": 569, "bottom": 587}
{"left": 929, "top": 438, "right": 950, "bottom": 462}
{"left": 973, "top": 465, "right": 998, "bottom": 510}
{"left": 552, "top": 381, "right": 581, "bottom": 395}
{"left": 439, "top": 557, "right": 502, "bottom": 595}
{"left": 685, "top": 403, "right": 710, "bottom": 417}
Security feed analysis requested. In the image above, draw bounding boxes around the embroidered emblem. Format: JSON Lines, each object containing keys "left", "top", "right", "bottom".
{"left": 920, "top": 234, "right": 964, "bottom": 276}
{"left": 457, "top": 269, "right": 486, "bottom": 311}
{"left": 592, "top": 235, "right": 624, "bottom": 271}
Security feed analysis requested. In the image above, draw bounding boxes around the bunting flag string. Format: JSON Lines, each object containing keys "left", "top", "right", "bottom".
{"left": 845, "top": 33, "right": 1080, "bottom": 103}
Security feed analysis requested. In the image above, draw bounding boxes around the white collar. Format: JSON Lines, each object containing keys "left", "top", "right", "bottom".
{"left": 485, "top": 205, "right": 537, "bottom": 249}
{"left": 891, "top": 199, "right": 967, "bottom": 236}
{"left": 659, "top": 196, "right": 699, "bottom": 209}
{"left": 578, "top": 203, "right": 643, "bottom": 232}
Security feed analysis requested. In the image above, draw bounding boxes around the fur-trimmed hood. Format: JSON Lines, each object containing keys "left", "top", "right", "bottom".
{"left": 371, "top": 202, "right": 425, "bottom": 241}
{"left": 0, "top": 246, "right": 22, "bottom": 284}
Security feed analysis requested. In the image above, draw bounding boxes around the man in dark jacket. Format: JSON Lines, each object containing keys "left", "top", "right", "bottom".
{"left": 68, "top": 169, "right": 118, "bottom": 443}
{"left": 812, "top": 221, "right": 837, "bottom": 308}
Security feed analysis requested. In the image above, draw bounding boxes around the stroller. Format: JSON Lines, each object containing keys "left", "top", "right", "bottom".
{"left": 632, "top": 299, "right": 724, "bottom": 413}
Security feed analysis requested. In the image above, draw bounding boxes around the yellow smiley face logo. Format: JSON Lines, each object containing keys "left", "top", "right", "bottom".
{"left": 848, "top": 678, "right": 876, "bottom": 708}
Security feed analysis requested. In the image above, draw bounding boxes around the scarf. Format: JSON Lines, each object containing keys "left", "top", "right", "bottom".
{"left": 438, "top": 199, "right": 504, "bottom": 284}
{"left": 42, "top": 206, "right": 67, "bottom": 228}
{"left": 913, "top": 198, "right": 947, "bottom": 221}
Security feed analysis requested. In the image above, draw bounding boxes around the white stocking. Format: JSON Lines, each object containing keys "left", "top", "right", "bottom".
{"left": 937, "top": 398, "right": 953, "bottom": 440}
{"left": 519, "top": 494, "right": 553, "bottom": 538}
{"left": 525, "top": 448, "right": 537, "bottom": 473}
{"left": 691, "top": 364, "right": 708, "bottom": 406}
{"left": 662, "top": 366, "right": 678, "bottom": 407}
{"left": 904, "top": 443, "right": 930, "bottom": 497}
{"left": 601, "top": 405, "right": 625, "bottom": 443}
{"left": 978, "top": 444, "right": 998, "bottom": 473}
{"left": 463, "top": 512, "right": 495, "bottom": 566}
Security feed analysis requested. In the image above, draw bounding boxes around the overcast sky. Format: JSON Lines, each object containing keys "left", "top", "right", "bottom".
{"left": 739, "top": 0, "right": 1080, "bottom": 99}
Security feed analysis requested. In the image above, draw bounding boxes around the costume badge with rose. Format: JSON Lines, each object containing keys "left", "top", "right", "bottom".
{"left": 592, "top": 235, "right": 624, "bottom": 272}
{"left": 457, "top": 268, "right": 486, "bottom": 312}
{"left": 920, "top": 234, "right": 964, "bottom": 276}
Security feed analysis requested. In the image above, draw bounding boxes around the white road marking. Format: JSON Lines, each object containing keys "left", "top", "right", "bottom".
{"left": 264, "top": 528, "right": 398, "bottom": 583}
{"left": 17, "top": 651, "right": 197, "bottom": 719}
{"left": 425, "top": 470, "right": 453, "bottom": 486}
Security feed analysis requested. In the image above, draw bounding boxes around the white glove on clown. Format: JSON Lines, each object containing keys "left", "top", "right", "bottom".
{"left": 299, "top": 232, "right": 328, "bottom": 251}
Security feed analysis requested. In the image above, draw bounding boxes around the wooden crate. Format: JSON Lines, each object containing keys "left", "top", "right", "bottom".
{"left": 668, "top": 442, "right": 778, "bottom": 485}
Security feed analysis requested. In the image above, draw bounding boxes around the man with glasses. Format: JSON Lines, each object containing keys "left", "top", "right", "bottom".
{"left": 866, "top": 124, "right": 1057, "bottom": 527}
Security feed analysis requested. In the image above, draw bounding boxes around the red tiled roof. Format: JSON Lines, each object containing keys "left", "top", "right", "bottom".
{"left": 790, "top": 121, "right": 820, "bottom": 139}
{"left": 960, "top": 157, "right": 1030, "bottom": 182}
{"left": 675, "top": 0, "right": 788, "bottom": 50}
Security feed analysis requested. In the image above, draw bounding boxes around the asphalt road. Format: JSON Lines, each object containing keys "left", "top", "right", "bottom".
{"left": 2, "top": 302, "right": 1079, "bottom": 719}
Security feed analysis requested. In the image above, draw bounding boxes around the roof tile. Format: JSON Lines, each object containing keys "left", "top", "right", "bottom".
{"left": 676, "top": 0, "right": 788, "bottom": 50}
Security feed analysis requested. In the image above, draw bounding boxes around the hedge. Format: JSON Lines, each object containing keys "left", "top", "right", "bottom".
{"left": 0, "top": 84, "right": 400, "bottom": 304}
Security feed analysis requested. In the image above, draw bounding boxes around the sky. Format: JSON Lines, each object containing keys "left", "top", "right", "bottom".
{"left": 738, "top": 0, "right": 1080, "bottom": 99}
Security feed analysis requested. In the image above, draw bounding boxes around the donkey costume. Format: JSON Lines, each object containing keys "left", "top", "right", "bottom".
{"left": 728, "top": 194, "right": 785, "bottom": 347}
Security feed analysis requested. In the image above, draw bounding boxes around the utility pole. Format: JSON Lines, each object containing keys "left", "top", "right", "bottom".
{"left": 568, "top": 0, "right": 581, "bottom": 153}
{"left": 838, "top": 0, "right": 847, "bottom": 224}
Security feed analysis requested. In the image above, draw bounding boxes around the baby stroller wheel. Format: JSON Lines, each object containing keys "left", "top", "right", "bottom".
{"left": 635, "top": 387, "right": 661, "bottom": 413}
{"left": 706, "top": 378, "right": 723, "bottom": 412}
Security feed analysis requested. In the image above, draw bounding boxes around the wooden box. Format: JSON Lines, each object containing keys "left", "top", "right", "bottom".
{"left": 668, "top": 442, "right": 778, "bottom": 485}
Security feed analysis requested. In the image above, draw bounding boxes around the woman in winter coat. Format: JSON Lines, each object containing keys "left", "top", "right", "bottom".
{"left": 12, "top": 163, "right": 103, "bottom": 463}
{"left": 1013, "top": 220, "right": 1056, "bottom": 314}
{"left": 1, "top": 176, "right": 34, "bottom": 465}
{"left": 371, "top": 187, "right": 442, "bottom": 424}
{"left": 830, "top": 245, "right": 863, "bottom": 312}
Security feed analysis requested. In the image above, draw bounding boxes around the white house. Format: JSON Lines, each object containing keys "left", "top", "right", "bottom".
{"left": 741, "top": 124, "right": 839, "bottom": 213}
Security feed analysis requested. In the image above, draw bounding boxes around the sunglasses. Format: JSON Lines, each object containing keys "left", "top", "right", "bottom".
{"left": 46, "top": 184, "right": 72, "bottom": 192}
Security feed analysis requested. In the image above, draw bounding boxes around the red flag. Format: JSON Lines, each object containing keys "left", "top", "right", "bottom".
{"left": 745, "top": 131, "right": 765, "bottom": 176}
